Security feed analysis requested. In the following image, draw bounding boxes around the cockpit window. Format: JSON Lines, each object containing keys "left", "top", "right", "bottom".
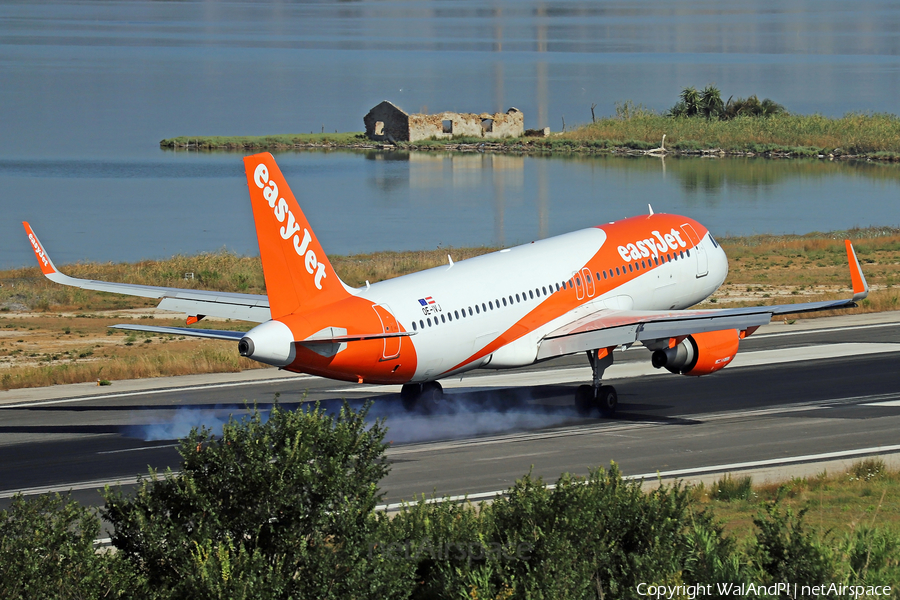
{"left": 710, "top": 234, "right": 719, "bottom": 248}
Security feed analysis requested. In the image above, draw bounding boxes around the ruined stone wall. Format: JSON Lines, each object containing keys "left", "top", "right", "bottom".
{"left": 408, "top": 108, "right": 524, "bottom": 142}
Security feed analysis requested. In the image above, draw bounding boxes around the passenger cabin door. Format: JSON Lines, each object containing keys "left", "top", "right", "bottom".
{"left": 573, "top": 272, "right": 585, "bottom": 300}
{"left": 681, "top": 223, "right": 708, "bottom": 278}
{"left": 372, "top": 304, "right": 401, "bottom": 360}
{"left": 582, "top": 267, "right": 596, "bottom": 298}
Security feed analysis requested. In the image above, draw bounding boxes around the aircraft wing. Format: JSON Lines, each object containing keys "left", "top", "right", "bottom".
{"left": 537, "top": 240, "right": 869, "bottom": 360}
{"left": 24, "top": 222, "right": 271, "bottom": 322}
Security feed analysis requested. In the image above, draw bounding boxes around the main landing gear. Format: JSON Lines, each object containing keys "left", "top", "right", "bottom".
{"left": 574, "top": 348, "right": 618, "bottom": 417}
{"left": 400, "top": 381, "right": 443, "bottom": 413}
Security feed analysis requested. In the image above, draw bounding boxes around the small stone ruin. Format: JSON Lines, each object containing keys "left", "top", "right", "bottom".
{"left": 364, "top": 101, "right": 527, "bottom": 142}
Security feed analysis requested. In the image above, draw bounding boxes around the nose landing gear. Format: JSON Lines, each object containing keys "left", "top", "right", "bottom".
{"left": 574, "top": 347, "right": 618, "bottom": 417}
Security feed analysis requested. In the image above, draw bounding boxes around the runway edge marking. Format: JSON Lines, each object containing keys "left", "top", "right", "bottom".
{"left": 376, "top": 444, "right": 900, "bottom": 511}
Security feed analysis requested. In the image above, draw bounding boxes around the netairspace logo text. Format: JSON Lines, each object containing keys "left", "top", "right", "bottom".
{"left": 636, "top": 582, "right": 893, "bottom": 598}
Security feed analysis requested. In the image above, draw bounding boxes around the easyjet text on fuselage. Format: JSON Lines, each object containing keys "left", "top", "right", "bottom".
{"left": 617, "top": 229, "right": 687, "bottom": 262}
{"left": 253, "top": 163, "right": 327, "bottom": 290}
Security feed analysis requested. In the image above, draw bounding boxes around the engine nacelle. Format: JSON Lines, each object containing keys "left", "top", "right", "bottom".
{"left": 238, "top": 320, "right": 296, "bottom": 367}
{"left": 651, "top": 329, "right": 740, "bottom": 376}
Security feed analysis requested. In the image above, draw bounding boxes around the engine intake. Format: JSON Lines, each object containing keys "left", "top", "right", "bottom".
{"left": 652, "top": 329, "right": 740, "bottom": 376}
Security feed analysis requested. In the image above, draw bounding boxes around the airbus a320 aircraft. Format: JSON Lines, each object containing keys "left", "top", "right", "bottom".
{"left": 24, "top": 152, "right": 869, "bottom": 415}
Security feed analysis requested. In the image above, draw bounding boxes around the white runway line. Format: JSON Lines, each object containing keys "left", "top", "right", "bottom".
{"left": 862, "top": 399, "right": 900, "bottom": 407}
{"left": 0, "top": 375, "right": 315, "bottom": 409}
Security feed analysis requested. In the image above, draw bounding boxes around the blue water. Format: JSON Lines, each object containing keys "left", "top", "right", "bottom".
{"left": 2, "top": 1, "right": 900, "bottom": 269}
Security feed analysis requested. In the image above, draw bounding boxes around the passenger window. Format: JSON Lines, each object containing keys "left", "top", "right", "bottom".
{"left": 419, "top": 320, "right": 424, "bottom": 329}
{"left": 542, "top": 286, "right": 547, "bottom": 295}
{"left": 482, "top": 303, "right": 487, "bottom": 312}
{"left": 515, "top": 293, "right": 520, "bottom": 302}
{"left": 556, "top": 283, "right": 561, "bottom": 291}
{"left": 595, "top": 272, "right": 601, "bottom": 281}
{"left": 475, "top": 305, "right": 480, "bottom": 314}
{"left": 667, "top": 253, "right": 671, "bottom": 261}
{"left": 561, "top": 281, "right": 566, "bottom": 290}
{"left": 468, "top": 307, "right": 473, "bottom": 316}
{"left": 455, "top": 310, "right": 460, "bottom": 319}
{"left": 502, "top": 298, "right": 507, "bottom": 307}
{"left": 602, "top": 271, "right": 607, "bottom": 280}
{"left": 441, "top": 314, "right": 446, "bottom": 323}
{"left": 447, "top": 312, "right": 452, "bottom": 321}
{"left": 427, "top": 317, "right": 432, "bottom": 327}
{"left": 628, "top": 264, "right": 633, "bottom": 272}
{"left": 412, "top": 321, "right": 417, "bottom": 331}
{"left": 586, "top": 273, "right": 592, "bottom": 282}
{"left": 615, "top": 267, "right": 620, "bottom": 275}
{"left": 529, "top": 290, "right": 534, "bottom": 299}
{"left": 680, "top": 251, "right": 684, "bottom": 259}
{"left": 641, "top": 260, "right": 646, "bottom": 269}
{"left": 654, "top": 256, "right": 659, "bottom": 265}
{"left": 489, "top": 301, "right": 494, "bottom": 310}
{"left": 686, "top": 249, "right": 691, "bottom": 257}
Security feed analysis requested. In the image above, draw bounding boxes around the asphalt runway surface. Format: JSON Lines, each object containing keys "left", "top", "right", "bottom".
{"left": 1, "top": 315, "right": 899, "bottom": 513}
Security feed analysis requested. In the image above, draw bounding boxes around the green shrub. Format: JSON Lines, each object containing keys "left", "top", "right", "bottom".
{"left": 389, "top": 464, "right": 728, "bottom": 599}
{"left": 849, "top": 457, "right": 887, "bottom": 482}
{"left": 0, "top": 494, "right": 141, "bottom": 599}
{"left": 711, "top": 474, "right": 754, "bottom": 501}
{"left": 103, "top": 402, "right": 412, "bottom": 599}
{"left": 750, "top": 500, "right": 835, "bottom": 587}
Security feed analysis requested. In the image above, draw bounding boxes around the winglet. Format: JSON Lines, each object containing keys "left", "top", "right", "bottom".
{"left": 845, "top": 240, "right": 869, "bottom": 301}
{"left": 23, "top": 222, "right": 60, "bottom": 277}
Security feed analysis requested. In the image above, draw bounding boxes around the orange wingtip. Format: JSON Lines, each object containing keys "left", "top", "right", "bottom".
{"left": 22, "top": 222, "right": 57, "bottom": 276}
{"left": 845, "top": 240, "right": 869, "bottom": 300}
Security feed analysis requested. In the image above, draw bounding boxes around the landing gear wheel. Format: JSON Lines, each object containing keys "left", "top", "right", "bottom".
{"left": 400, "top": 382, "right": 443, "bottom": 413}
{"left": 400, "top": 384, "right": 420, "bottom": 412}
{"left": 597, "top": 385, "right": 618, "bottom": 416}
{"left": 419, "top": 381, "right": 443, "bottom": 414}
{"left": 574, "top": 384, "right": 595, "bottom": 416}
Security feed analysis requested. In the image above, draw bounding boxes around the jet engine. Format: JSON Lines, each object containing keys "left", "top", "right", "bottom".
{"left": 238, "top": 320, "right": 296, "bottom": 367}
{"left": 651, "top": 329, "right": 740, "bottom": 376}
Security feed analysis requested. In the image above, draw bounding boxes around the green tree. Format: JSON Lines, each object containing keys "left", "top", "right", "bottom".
{"left": 103, "top": 402, "right": 413, "bottom": 599}
{"left": 0, "top": 493, "right": 141, "bottom": 599}
{"left": 669, "top": 86, "right": 701, "bottom": 117}
{"left": 699, "top": 84, "right": 725, "bottom": 119}
{"left": 670, "top": 85, "right": 786, "bottom": 120}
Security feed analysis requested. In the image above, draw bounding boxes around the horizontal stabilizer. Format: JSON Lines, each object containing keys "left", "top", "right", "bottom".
{"left": 302, "top": 331, "right": 415, "bottom": 344}
{"left": 109, "top": 324, "right": 247, "bottom": 341}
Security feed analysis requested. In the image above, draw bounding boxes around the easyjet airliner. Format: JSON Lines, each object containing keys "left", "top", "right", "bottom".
{"left": 23, "top": 152, "right": 869, "bottom": 415}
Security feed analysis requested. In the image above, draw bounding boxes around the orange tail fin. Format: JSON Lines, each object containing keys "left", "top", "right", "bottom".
{"left": 243, "top": 153, "right": 352, "bottom": 318}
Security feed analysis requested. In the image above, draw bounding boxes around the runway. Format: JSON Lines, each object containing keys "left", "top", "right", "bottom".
{"left": 1, "top": 313, "right": 898, "bottom": 511}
